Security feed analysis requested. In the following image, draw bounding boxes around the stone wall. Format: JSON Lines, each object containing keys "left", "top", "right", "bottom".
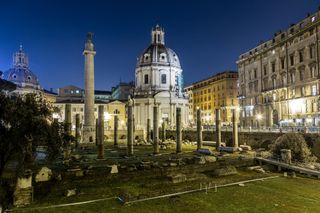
{"left": 166, "top": 130, "right": 320, "bottom": 158}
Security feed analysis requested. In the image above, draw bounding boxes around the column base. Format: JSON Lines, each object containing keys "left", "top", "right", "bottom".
{"left": 82, "top": 125, "right": 96, "bottom": 143}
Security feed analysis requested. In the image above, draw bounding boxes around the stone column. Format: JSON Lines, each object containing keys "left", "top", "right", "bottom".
{"left": 97, "top": 105, "right": 104, "bottom": 159}
{"left": 127, "top": 99, "right": 134, "bottom": 156}
{"left": 196, "top": 108, "right": 202, "bottom": 150}
{"left": 75, "top": 114, "right": 80, "bottom": 148}
{"left": 162, "top": 121, "right": 166, "bottom": 142}
{"left": 176, "top": 107, "right": 182, "bottom": 153}
{"left": 147, "top": 118, "right": 151, "bottom": 143}
{"left": 232, "top": 109, "right": 239, "bottom": 148}
{"left": 215, "top": 109, "right": 221, "bottom": 148}
{"left": 133, "top": 115, "right": 136, "bottom": 136}
{"left": 83, "top": 32, "right": 96, "bottom": 143}
{"left": 64, "top": 104, "right": 72, "bottom": 135}
{"left": 64, "top": 104, "right": 72, "bottom": 162}
{"left": 153, "top": 104, "right": 159, "bottom": 154}
{"left": 95, "top": 118, "right": 98, "bottom": 146}
{"left": 114, "top": 115, "right": 118, "bottom": 147}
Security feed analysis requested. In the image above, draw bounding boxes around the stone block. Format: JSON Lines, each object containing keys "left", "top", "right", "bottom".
{"left": 254, "top": 168, "right": 265, "bottom": 174}
{"left": 168, "top": 174, "right": 187, "bottom": 183}
{"left": 197, "top": 148, "right": 213, "bottom": 155}
{"left": 213, "top": 166, "right": 237, "bottom": 176}
{"left": 169, "top": 162, "right": 177, "bottom": 167}
{"left": 281, "top": 149, "right": 292, "bottom": 164}
{"left": 194, "top": 156, "right": 206, "bottom": 164}
{"left": 16, "top": 176, "right": 32, "bottom": 190}
{"left": 107, "top": 165, "right": 118, "bottom": 174}
{"left": 14, "top": 188, "right": 32, "bottom": 207}
{"left": 217, "top": 146, "right": 238, "bottom": 153}
{"left": 35, "top": 167, "right": 52, "bottom": 182}
{"left": 65, "top": 189, "right": 76, "bottom": 197}
{"left": 204, "top": 156, "right": 217, "bottom": 163}
{"left": 75, "top": 170, "right": 84, "bottom": 177}
{"left": 247, "top": 166, "right": 261, "bottom": 171}
{"left": 240, "top": 145, "right": 252, "bottom": 151}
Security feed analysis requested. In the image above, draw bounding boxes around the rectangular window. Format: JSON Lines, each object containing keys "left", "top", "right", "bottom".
{"left": 290, "top": 54, "right": 294, "bottom": 66}
{"left": 311, "top": 66, "right": 316, "bottom": 78}
{"left": 144, "top": 74, "right": 149, "bottom": 84}
{"left": 272, "top": 62, "right": 276, "bottom": 73}
{"left": 281, "top": 58, "right": 285, "bottom": 69}
{"left": 292, "top": 88, "right": 295, "bottom": 97}
{"left": 161, "top": 74, "right": 166, "bottom": 84}
{"left": 263, "top": 65, "right": 267, "bottom": 75}
{"left": 299, "top": 50, "right": 304, "bottom": 63}
{"left": 291, "top": 73, "right": 295, "bottom": 83}
{"left": 312, "top": 85, "right": 317, "bottom": 96}
{"left": 310, "top": 46, "right": 314, "bottom": 59}
{"left": 301, "top": 86, "right": 305, "bottom": 96}
{"left": 300, "top": 70, "right": 304, "bottom": 81}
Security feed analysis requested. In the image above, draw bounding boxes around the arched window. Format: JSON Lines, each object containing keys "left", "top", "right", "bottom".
{"left": 161, "top": 74, "right": 166, "bottom": 84}
{"left": 114, "top": 109, "right": 120, "bottom": 114}
{"left": 144, "top": 74, "right": 149, "bottom": 84}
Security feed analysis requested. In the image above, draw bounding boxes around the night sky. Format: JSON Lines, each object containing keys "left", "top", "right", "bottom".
{"left": 0, "top": 0, "right": 319, "bottom": 91}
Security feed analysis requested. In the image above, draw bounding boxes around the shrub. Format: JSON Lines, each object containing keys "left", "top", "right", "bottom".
{"left": 271, "top": 133, "right": 317, "bottom": 163}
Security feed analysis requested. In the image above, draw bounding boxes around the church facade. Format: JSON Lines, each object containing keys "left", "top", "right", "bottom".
{"left": 133, "top": 25, "right": 189, "bottom": 131}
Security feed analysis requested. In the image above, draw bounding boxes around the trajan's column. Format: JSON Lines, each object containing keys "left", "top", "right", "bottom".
{"left": 82, "top": 32, "right": 96, "bottom": 143}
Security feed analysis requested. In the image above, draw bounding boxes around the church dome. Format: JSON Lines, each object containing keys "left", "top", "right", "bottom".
{"left": 3, "top": 45, "right": 40, "bottom": 90}
{"left": 136, "top": 25, "right": 181, "bottom": 68}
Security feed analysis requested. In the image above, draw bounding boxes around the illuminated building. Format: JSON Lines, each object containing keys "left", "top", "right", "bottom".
{"left": 188, "top": 71, "right": 238, "bottom": 125}
{"left": 238, "top": 10, "right": 320, "bottom": 127}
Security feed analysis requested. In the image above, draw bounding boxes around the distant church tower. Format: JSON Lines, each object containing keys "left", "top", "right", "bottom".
{"left": 82, "top": 33, "right": 96, "bottom": 143}
{"left": 3, "top": 45, "right": 41, "bottom": 94}
{"left": 134, "top": 25, "right": 189, "bottom": 132}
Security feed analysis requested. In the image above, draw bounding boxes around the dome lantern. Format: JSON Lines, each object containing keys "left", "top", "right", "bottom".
{"left": 151, "top": 24, "right": 165, "bottom": 45}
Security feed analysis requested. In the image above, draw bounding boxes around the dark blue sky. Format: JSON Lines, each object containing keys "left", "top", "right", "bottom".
{"left": 0, "top": 0, "right": 319, "bottom": 91}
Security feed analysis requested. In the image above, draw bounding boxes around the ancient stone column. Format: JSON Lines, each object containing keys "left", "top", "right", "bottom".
{"left": 196, "top": 108, "right": 202, "bottom": 150}
{"left": 162, "top": 120, "right": 166, "bottom": 142}
{"left": 83, "top": 32, "right": 96, "bottom": 143}
{"left": 147, "top": 118, "right": 151, "bottom": 143}
{"left": 133, "top": 115, "right": 136, "bottom": 135}
{"left": 153, "top": 104, "right": 159, "bottom": 154}
{"left": 127, "top": 98, "right": 134, "bottom": 156}
{"left": 63, "top": 104, "right": 72, "bottom": 162}
{"left": 176, "top": 108, "right": 182, "bottom": 153}
{"left": 75, "top": 114, "right": 80, "bottom": 148}
{"left": 64, "top": 104, "right": 72, "bottom": 135}
{"left": 114, "top": 115, "right": 118, "bottom": 147}
{"left": 215, "top": 109, "right": 221, "bottom": 148}
{"left": 232, "top": 109, "right": 239, "bottom": 148}
{"left": 95, "top": 118, "right": 98, "bottom": 146}
{"left": 97, "top": 105, "right": 104, "bottom": 159}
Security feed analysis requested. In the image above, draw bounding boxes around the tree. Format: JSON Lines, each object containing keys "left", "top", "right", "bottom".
{"left": 0, "top": 93, "right": 62, "bottom": 177}
{"left": 271, "top": 133, "right": 317, "bottom": 163}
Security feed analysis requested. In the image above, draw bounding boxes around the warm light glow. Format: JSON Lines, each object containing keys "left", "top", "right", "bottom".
{"left": 289, "top": 99, "right": 304, "bottom": 114}
{"left": 256, "top": 114, "right": 262, "bottom": 120}
{"left": 52, "top": 112, "right": 59, "bottom": 119}
{"left": 104, "top": 112, "right": 110, "bottom": 121}
{"left": 306, "top": 118, "right": 313, "bottom": 123}
{"left": 120, "top": 120, "right": 125, "bottom": 125}
{"left": 188, "top": 115, "right": 193, "bottom": 121}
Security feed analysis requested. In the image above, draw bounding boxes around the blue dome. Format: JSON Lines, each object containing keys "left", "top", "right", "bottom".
{"left": 3, "top": 46, "right": 40, "bottom": 90}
